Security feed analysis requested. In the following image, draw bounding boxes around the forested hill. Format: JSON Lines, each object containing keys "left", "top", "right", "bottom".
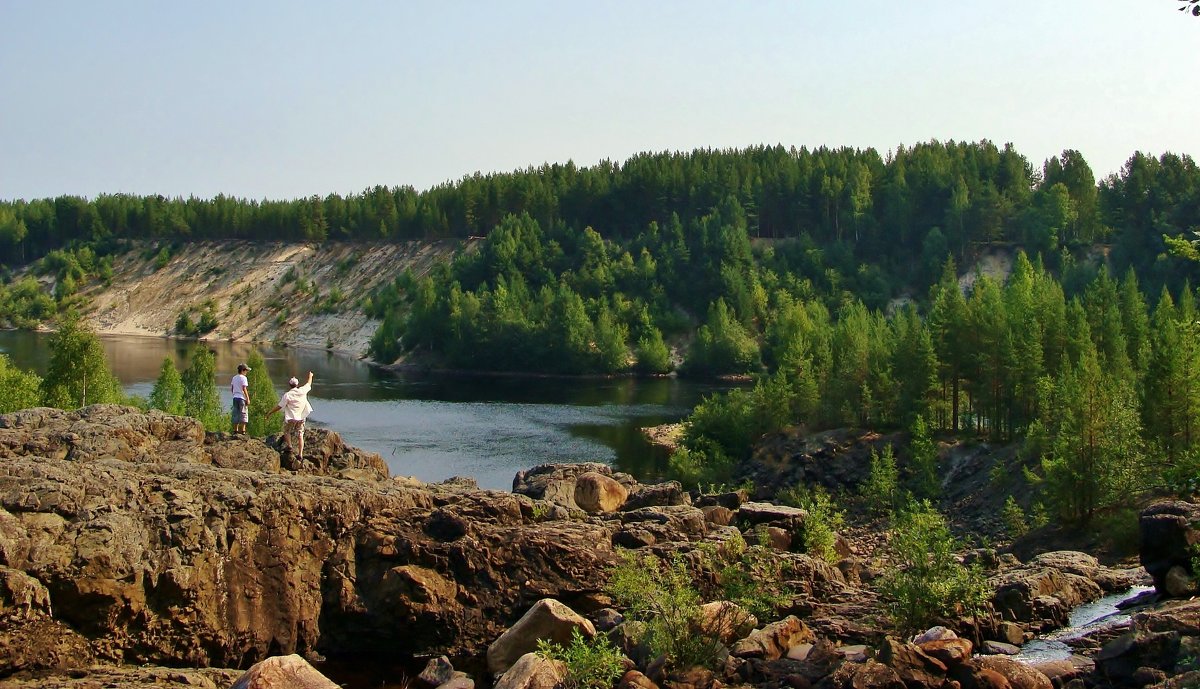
{"left": 0, "top": 140, "right": 1197, "bottom": 379}
{"left": 2, "top": 141, "right": 1197, "bottom": 287}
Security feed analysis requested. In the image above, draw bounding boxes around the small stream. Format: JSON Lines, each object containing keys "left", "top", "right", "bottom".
{"left": 1015, "top": 586, "right": 1155, "bottom": 664}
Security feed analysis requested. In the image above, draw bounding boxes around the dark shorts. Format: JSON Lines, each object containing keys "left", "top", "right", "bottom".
{"left": 232, "top": 397, "right": 248, "bottom": 424}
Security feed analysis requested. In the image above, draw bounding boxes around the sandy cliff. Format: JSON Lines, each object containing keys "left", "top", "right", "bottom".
{"left": 79, "top": 240, "right": 465, "bottom": 358}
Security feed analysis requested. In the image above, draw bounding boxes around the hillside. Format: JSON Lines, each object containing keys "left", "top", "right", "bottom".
{"left": 77, "top": 240, "right": 465, "bottom": 357}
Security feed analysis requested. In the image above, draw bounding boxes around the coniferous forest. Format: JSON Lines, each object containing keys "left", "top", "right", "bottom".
{"left": 2, "top": 140, "right": 1199, "bottom": 522}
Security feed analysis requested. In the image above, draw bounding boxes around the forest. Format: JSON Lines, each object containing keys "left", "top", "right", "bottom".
{"left": 1, "top": 140, "right": 1198, "bottom": 525}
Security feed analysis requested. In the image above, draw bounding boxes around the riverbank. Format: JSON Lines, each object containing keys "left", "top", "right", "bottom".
{"left": 74, "top": 240, "right": 465, "bottom": 358}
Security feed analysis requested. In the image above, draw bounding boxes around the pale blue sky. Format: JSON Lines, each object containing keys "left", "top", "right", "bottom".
{"left": 1, "top": 1, "right": 1195, "bottom": 201}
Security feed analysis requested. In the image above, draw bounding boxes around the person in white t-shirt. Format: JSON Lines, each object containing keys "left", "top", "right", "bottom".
{"left": 267, "top": 371, "right": 314, "bottom": 458}
{"left": 229, "top": 363, "right": 251, "bottom": 434}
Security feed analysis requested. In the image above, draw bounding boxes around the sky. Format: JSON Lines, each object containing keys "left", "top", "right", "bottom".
{"left": 1, "top": 1, "right": 1196, "bottom": 202}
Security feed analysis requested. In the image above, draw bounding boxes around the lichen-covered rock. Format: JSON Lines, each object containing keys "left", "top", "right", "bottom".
{"left": 990, "top": 554, "right": 1105, "bottom": 631}
{"left": 513, "top": 463, "right": 634, "bottom": 510}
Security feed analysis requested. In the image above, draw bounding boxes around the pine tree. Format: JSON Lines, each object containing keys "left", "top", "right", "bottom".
{"left": 928, "top": 259, "right": 968, "bottom": 431}
{"left": 246, "top": 351, "right": 282, "bottom": 437}
{"left": 148, "top": 357, "right": 184, "bottom": 415}
{"left": 1037, "top": 345, "right": 1145, "bottom": 523}
{"left": 907, "top": 415, "right": 939, "bottom": 500}
{"left": 181, "top": 348, "right": 227, "bottom": 432}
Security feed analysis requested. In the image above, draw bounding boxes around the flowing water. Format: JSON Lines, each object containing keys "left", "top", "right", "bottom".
{"left": 0, "top": 331, "right": 728, "bottom": 490}
{"left": 1016, "top": 586, "right": 1156, "bottom": 664}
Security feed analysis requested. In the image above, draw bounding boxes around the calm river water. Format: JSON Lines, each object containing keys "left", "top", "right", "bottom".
{"left": 0, "top": 331, "right": 724, "bottom": 490}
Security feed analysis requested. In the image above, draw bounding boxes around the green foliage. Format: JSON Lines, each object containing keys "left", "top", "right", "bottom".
{"left": 1093, "top": 506, "right": 1141, "bottom": 555}
{"left": 634, "top": 326, "right": 672, "bottom": 374}
{"left": 685, "top": 299, "right": 761, "bottom": 376}
{"left": 153, "top": 245, "right": 171, "bottom": 270}
{"left": 862, "top": 444, "right": 901, "bottom": 516}
{"left": 778, "top": 484, "right": 845, "bottom": 563}
{"left": 175, "top": 304, "right": 218, "bottom": 337}
{"left": 148, "top": 357, "right": 185, "bottom": 415}
{"left": 0, "top": 354, "right": 42, "bottom": 413}
{"left": 1029, "top": 501, "right": 1050, "bottom": 529}
{"left": 0, "top": 276, "right": 57, "bottom": 328}
{"left": 606, "top": 550, "right": 721, "bottom": 671}
{"left": 1030, "top": 344, "right": 1146, "bottom": 524}
{"left": 40, "top": 315, "right": 123, "bottom": 409}
{"left": 666, "top": 439, "right": 733, "bottom": 489}
{"left": 877, "top": 500, "right": 990, "bottom": 633}
{"left": 536, "top": 628, "right": 625, "bottom": 689}
{"left": 180, "top": 348, "right": 227, "bottom": 432}
{"left": 700, "top": 531, "right": 790, "bottom": 621}
{"left": 907, "top": 415, "right": 939, "bottom": 500}
{"left": 1002, "top": 496, "right": 1029, "bottom": 538}
{"left": 246, "top": 351, "right": 282, "bottom": 437}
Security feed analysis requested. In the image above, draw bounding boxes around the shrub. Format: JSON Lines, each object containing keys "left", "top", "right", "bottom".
{"left": 607, "top": 550, "right": 721, "bottom": 671}
{"left": 1002, "top": 496, "right": 1029, "bottom": 538}
{"left": 701, "top": 532, "right": 790, "bottom": 621}
{"left": 0, "top": 354, "right": 42, "bottom": 413}
{"left": 537, "top": 628, "right": 625, "bottom": 689}
{"left": 666, "top": 439, "right": 733, "bottom": 489}
{"left": 877, "top": 500, "right": 990, "bottom": 633}
{"left": 778, "top": 484, "right": 845, "bottom": 563}
{"left": 153, "top": 246, "right": 171, "bottom": 270}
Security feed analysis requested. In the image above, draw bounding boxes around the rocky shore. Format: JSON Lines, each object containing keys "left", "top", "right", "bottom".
{"left": 0, "top": 406, "right": 1198, "bottom": 689}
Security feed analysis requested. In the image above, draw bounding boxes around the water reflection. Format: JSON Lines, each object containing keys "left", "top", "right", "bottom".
{"left": 0, "top": 331, "right": 723, "bottom": 490}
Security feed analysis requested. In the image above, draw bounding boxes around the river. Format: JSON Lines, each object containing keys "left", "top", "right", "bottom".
{"left": 0, "top": 331, "right": 725, "bottom": 490}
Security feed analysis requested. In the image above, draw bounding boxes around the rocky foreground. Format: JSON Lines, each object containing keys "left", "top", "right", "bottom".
{"left": 0, "top": 406, "right": 1198, "bottom": 689}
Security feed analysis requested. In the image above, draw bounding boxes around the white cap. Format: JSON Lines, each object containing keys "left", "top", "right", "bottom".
{"left": 288, "top": 377, "right": 299, "bottom": 386}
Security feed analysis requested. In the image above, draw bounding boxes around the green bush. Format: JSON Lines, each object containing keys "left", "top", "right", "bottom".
{"left": 537, "top": 628, "right": 625, "bottom": 689}
{"left": 666, "top": 438, "right": 733, "bottom": 489}
{"left": 0, "top": 354, "right": 42, "bottom": 413}
{"left": 607, "top": 550, "right": 721, "bottom": 671}
{"left": 778, "top": 484, "right": 845, "bottom": 563}
{"left": 1002, "top": 496, "right": 1029, "bottom": 538}
{"left": 700, "top": 532, "right": 790, "bottom": 621}
{"left": 877, "top": 500, "right": 990, "bottom": 633}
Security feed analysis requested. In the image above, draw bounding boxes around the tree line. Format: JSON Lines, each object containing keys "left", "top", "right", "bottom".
{"left": 2, "top": 142, "right": 1197, "bottom": 298}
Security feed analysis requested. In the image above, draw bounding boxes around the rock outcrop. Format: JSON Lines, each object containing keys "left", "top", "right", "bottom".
{"left": 1140, "top": 500, "right": 1200, "bottom": 595}
{"left": 0, "top": 406, "right": 620, "bottom": 672}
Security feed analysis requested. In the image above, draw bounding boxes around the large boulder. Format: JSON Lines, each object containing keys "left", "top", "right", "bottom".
{"left": 492, "top": 652, "right": 567, "bottom": 689}
{"left": 972, "top": 656, "right": 1053, "bottom": 689}
{"left": 1140, "top": 501, "right": 1200, "bottom": 595}
{"left": 575, "top": 471, "right": 629, "bottom": 513}
{"left": 487, "top": 598, "right": 596, "bottom": 675}
{"left": 513, "top": 463, "right": 634, "bottom": 510}
{"left": 231, "top": 654, "right": 340, "bottom": 689}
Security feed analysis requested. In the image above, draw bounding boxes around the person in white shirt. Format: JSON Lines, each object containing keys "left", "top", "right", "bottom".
{"left": 267, "top": 371, "right": 314, "bottom": 458}
{"left": 229, "top": 363, "right": 251, "bottom": 434}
